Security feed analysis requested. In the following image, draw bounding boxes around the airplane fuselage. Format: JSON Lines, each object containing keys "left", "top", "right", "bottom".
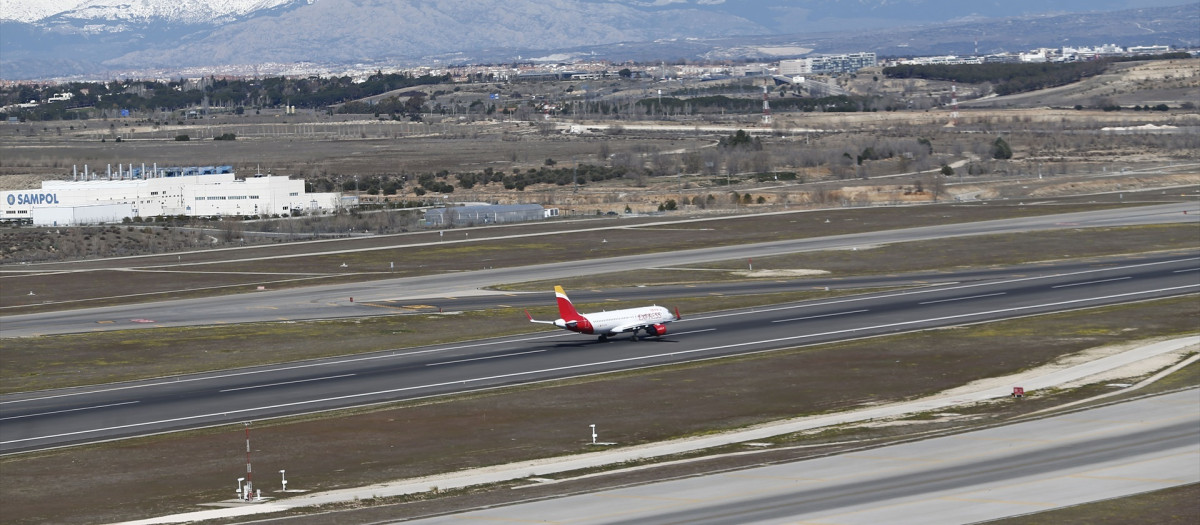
{"left": 562, "top": 305, "right": 674, "bottom": 335}
{"left": 530, "top": 285, "right": 679, "bottom": 341}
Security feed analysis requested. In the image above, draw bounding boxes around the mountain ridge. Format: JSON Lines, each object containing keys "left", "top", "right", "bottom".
{"left": 1, "top": 1, "right": 1196, "bottom": 80}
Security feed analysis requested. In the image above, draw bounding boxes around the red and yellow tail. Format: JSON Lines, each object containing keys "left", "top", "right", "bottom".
{"left": 554, "top": 285, "right": 584, "bottom": 322}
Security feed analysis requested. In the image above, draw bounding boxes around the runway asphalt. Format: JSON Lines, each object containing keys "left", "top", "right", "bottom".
{"left": 3, "top": 254, "right": 1196, "bottom": 454}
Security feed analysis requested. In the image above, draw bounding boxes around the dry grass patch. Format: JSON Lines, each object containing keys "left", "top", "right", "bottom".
{"left": 2, "top": 296, "right": 1196, "bottom": 524}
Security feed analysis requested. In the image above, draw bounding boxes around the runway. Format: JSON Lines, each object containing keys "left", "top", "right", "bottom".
{"left": 2, "top": 202, "right": 1195, "bottom": 338}
{"left": 3, "top": 254, "right": 1196, "bottom": 454}
{"left": 399, "top": 389, "right": 1200, "bottom": 525}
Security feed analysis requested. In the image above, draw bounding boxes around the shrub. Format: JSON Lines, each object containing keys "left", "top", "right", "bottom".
{"left": 992, "top": 137, "right": 1013, "bottom": 160}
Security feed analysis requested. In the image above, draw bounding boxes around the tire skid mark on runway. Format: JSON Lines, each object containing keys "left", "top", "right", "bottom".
{"left": 0, "top": 401, "right": 139, "bottom": 421}
{"left": 219, "top": 374, "right": 356, "bottom": 393}
{"left": 918, "top": 293, "right": 1006, "bottom": 305}
{"left": 772, "top": 309, "right": 869, "bottom": 323}
{"left": 1053, "top": 277, "right": 1132, "bottom": 289}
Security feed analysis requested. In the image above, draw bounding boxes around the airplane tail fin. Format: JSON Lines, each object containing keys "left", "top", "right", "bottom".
{"left": 554, "top": 285, "right": 585, "bottom": 321}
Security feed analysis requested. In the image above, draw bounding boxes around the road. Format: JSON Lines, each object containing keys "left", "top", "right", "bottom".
{"left": 3, "top": 254, "right": 1196, "bottom": 454}
{"left": 2, "top": 202, "right": 1195, "bottom": 338}
{"left": 400, "top": 388, "right": 1200, "bottom": 525}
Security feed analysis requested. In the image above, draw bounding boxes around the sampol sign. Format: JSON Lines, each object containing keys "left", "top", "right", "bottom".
{"left": 7, "top": 193, "right": 61, "bottom": 205}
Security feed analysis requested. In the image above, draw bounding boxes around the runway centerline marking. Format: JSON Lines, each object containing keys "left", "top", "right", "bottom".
{"left": 1052, "top": 277, "right": 1131, "bottom": 289}
{"left": 219, "top": 374, "right": 356, "bottom": 393}
{"left": 773, "top": 309, "right": 869, "bottom": 323}
{"left": 0, "top": 401, "right": 139, "bottom": 421}
{"left": 918, "top": 293, "right": 1006, "bottom": 305}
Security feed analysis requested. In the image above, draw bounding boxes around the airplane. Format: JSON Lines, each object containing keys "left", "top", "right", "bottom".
{"left": 526, "top": 285, "right": 680, "bottom": 342}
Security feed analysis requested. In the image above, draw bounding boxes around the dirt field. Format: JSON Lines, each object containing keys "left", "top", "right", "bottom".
{"left": 1, "top": 60, "right": 1198, "bottom": 524}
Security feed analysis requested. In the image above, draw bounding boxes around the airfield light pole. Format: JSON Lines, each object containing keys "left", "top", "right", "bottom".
{"left": 949, "top": 83, "right": 959, "bottom": 127}
{"left": 237, "top": 477, "right": 245, "bottom": 499}
{"left": 280, "top": 470, "right": 287, "bottom": 492}
{"left": 243, "top": 422, "right": 253, "bottom": 500}
{"left": 590, "top": 424, "right": 597, "bottom": 445}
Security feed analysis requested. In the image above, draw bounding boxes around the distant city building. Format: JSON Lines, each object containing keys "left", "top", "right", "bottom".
{"left": 1127, "top": 45, "right": 1172, "bottom": 55}
{"left": 730, "top": 64, "right": 771, "bottom": 77}
{"left": 780, "top": 53, "right": 876, "bottom": 75}
{"left": 889, "top": 55, "right": 983, "bottom": 66}
{"left": 0, "top": 165, "right": 342, "bottom": 226}
{"left": 1019, "top": 50, "right": 1050, "bottom": 63}
{"left": 423, "top": 204, "right": 552, "bottom": 227}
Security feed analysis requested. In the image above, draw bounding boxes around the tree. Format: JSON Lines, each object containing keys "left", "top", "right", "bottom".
{"left": 940, "top": 164, "right": 954, "bottom": 176}
{"left": 992, "top": 137, "right": 1013, "bottom": 160}
{"left": 925, "top": 173, "right": 947, "bottom": 202}
{"left": 618, "top": 68, "right": 632, "bottom": 78}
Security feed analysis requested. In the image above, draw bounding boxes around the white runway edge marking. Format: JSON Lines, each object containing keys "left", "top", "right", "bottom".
{"left": 0, "top": 401, "right": 139, "bottom": 421}
{"left": 772, "top": 309, "right": 870, "bottom": 323}
{"left": 1052, "top": 277, "right": 1132, "bottom": 289}
{"left": 1174, "top": 268, "right": 1200, "bottom": 273}
{"left": 918, "top": 293, "right": 1006, "bottom": 305}
{"left": 5, "top": 283, "right": 1195, "bottom": 447}
{"left": 219, "top": 374, "right": 356, "bottom": 393}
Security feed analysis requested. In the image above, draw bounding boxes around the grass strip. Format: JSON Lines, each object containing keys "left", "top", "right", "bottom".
{"left": 2, "top": 296, "right": 1196, "bottom": 524}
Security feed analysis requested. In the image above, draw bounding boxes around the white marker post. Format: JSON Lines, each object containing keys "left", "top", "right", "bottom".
{"left": 280, "top": 470, "right": 287, "bottom": 492}
{"left": 590, "top": 424, "right": 597, "bottom": 445}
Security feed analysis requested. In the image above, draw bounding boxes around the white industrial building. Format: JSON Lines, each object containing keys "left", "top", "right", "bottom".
{"left": 780, "top": 53, "right": 877, "bottom": 75}
{"left": 1, "top": 164, "right": 343, "bottom": 226}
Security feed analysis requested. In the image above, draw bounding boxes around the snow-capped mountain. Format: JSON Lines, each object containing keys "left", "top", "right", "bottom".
{"left": 0, "top": 0, "right": 81, "bottom": 23}
{"left": 1, "top": 0, "right": 306, "bottom": 24}
{"left": 0, "top": 0, "right": 1196, "bottom": 80}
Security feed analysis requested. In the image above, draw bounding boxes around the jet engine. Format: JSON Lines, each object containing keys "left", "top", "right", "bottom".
{"left": 644, "top": 324, "right": 668, "bottom": 336}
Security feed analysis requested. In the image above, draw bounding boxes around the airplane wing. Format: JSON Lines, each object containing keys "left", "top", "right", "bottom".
{"left": 609, "top": 321, "right": 660, "bottom": 334}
